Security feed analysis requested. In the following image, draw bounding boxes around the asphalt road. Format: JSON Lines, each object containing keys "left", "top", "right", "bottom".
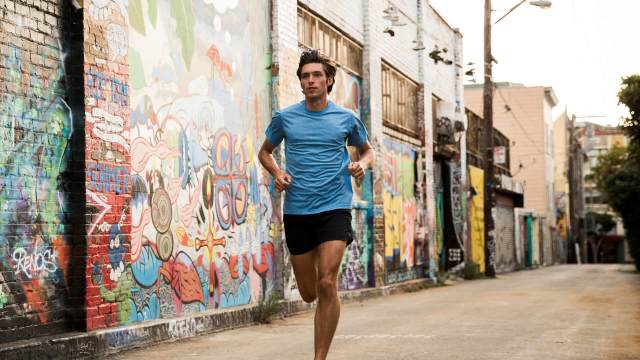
{"left": 113, "top": 264, "right": 640, "bottom": 360}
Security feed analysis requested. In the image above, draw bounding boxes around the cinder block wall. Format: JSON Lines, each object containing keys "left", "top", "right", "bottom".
{"left": 0, "top": 0, "right": 85, "bottom": 342}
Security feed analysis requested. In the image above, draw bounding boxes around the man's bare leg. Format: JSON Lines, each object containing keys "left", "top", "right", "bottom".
{"left": 290, "top": 249, "right": 318, "bottom": 303}
{"left": 314, "top": 240, "right": 346, "bottom": 360}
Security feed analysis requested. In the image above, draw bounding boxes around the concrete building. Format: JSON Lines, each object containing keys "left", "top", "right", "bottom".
{"left": 553, "top": 111, "right": 571, "bottom": 261}
{"left": 575, "top": 122, "right": 628, "bottom": 262}
{"left": 466, "top": 108, "right": 524, "bottom": 273}
{"left": 554, "top": 111, "right": 570, "bottom": 236}
{"left": 465, "top": 83, "right": 558, "bottom": 264}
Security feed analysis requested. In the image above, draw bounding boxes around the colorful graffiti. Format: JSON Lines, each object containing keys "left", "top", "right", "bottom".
{"left": 329, "top": 68, "right": 362, "bottom": 115}
{"left": 382, "top": 137, "right": 418, "bottom": 274}
{"left": 0, "top": 43, "right": 72, "bottom": 327}
{"left": 441, "top": 160, "right": 465, "bottom": 271}
{"left": 115, "top": 0, "right": 275, "bottom": 323}
{"left": 468, "top": 166, "right": 485, "bottom": 273}
{"left": 84, "top": 0, "right": 133, "bottom": 330}
{"left": 339, "top": 171, "right": 374, "bottom": 291}
{"left": 450, "top": 163, "right": 465, "bottom": 250}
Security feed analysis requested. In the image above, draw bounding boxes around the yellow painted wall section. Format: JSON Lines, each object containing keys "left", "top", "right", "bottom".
{"left": 469, "top": 166, "right": 485, "bottom": 273}
{"left": 383, "top": 192, "right": 402, "bottom": 260}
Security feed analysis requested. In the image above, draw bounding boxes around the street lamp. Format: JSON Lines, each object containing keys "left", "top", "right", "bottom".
{"left": 495, "top": 1, "right": 552, "bottom": 24}
{"left": 482, "top": 0, "right": 551, "bottom": 277}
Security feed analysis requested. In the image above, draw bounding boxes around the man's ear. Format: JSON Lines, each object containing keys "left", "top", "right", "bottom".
{"left": 328, "top": 77, "right": 334, "bottom": 86}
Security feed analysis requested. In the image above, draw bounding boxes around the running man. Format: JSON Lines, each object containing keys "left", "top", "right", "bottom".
{"left": 258, "top": 49, "right": 374, "bottom": 360}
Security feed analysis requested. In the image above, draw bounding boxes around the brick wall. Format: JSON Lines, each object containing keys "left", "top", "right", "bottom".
{"left": 82, "top": 0, "right": 131, "bottom": 331}
{"left": 0, "top": 0, "right": 467, "bottom": 343}
{"left": 0, "top": 0, "right": 85, "bottom": 343}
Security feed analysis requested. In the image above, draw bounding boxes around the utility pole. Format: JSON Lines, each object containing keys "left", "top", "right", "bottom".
{"left": 483, "top": 0, "right": 496, "bottom": 277}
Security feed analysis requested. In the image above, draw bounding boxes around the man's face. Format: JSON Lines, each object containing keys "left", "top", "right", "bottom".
{"left": 300, "top": 62, "right": 332, "bottom": 100}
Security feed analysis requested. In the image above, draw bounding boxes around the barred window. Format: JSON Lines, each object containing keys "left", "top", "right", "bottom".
{"left": 382, "top": 62, "right": 418, "bottom": 137}
{"left": 297, "top": 7, "right": 362, "bottom": 76}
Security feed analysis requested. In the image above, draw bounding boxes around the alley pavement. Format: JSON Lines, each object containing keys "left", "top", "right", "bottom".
{"left": 112, "top": 265, "right": 640, "bottom": 360}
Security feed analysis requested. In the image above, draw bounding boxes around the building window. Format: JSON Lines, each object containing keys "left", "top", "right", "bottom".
{"left": 297, "top": 7, "right": 362, "bottom": 76}
{"left": 465, "top": 108, "right": 483, "bottom": 168}
{"left": 382, "top": 62, "right": 419, "bottom": 137}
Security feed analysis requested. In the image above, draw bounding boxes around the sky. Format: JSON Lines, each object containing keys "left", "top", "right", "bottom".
{"left": 428, "top": 0, "right": 639, "bottom": 126}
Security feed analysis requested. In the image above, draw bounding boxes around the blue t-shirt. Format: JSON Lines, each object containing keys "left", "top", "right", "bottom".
{"left": 265, "top": 101, "right": 368, "bottom": 215}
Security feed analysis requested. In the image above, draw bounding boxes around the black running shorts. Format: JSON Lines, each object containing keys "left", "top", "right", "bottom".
{"left": 283, "top": 209, "right": 354, "bottom": 255}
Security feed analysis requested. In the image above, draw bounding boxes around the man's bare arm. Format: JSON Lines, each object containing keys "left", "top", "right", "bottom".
{"left": 258, "top": 140, "right": 291, "bottom": 192}
{"left": 348, "top": 141, "right": 374, "bottom": 181}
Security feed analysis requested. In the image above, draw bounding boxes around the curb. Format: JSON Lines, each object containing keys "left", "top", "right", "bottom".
{"left": 0, "top": 278, "right": 438, "bottom": 359}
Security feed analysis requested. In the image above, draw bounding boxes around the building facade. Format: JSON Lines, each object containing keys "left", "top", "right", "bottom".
{"left": 465, "top": 83, "right": 558, "bottom": 265}
{"left": 575, "top": 121, "right": 629, "bottom": 262}
{"left": 553, "top": 111, "right": 571, "bottom": 262}
{"left": 466, "top": 108, "right": 524, "bottom": 274}
{"left": 0, "top": 0, "right": 468, "bottom": 352}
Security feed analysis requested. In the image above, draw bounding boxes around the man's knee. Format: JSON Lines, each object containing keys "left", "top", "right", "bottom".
{"left": 317, "top": 273, "right": 338, "bottom": 297}
{"left": 299, "top": 287, "right": 317, "bottom": 303}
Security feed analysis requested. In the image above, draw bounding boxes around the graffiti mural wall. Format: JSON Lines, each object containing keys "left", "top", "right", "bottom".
{"left": 468, "top": 165, "right": 485, "bottom": 273}
{"left": 339, "top": 172, "right": 374, "bottom": 291}
{"left": 437, "top": 160, "right": 466, "bottom": 272}
{"left": 0, "top": 42, "right": 73, "bottom": 338}
{"left": 83, "top": 0, "right": 133, "bottom": 330}
{"left": 81, "top": 0, "right": 275, "bottom": 328}
{"left": 448, "top": 161, "right": 466, "bottom": 269}
{"left": 125, "top": 0, "right": 274, "bottom": 320}
{"left": 333, "top": 70, "right": 374, "bottom": 291}
{"left": 329, "top": 67, "right": 362, "bottom": 115}
{"left": 382, "top": 136, "right": 422, "bottom": 283}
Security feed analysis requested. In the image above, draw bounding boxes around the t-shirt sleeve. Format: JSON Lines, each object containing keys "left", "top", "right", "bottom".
{"left": 265, "top": 111, "right": 285, "bottom": 147}
{"left": 347, "top": 113, "right": 368, "bottom": 147}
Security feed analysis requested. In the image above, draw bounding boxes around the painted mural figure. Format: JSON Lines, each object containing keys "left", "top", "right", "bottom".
{"left": 258, "top": 50, "right": 375, "bottom": 360}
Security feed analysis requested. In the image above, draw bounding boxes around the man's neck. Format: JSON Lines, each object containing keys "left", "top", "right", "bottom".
{"left": 304, "top": 97, "right": 329, "bottom": 112}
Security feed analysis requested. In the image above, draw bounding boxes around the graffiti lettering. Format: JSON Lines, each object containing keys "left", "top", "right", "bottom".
{"left": 87, "top": 161, "right": 130, "bottom": 194}
{"left": 12, "top": 247, "right": 58, "bottom": 279}
{"left": 85, "top": 67, "right": 129, "bottom": 107}
{"left": 0, "top": 42, "right": 71, "bottom": 328}
{"left": 385, "top": 267, "right": 424, "bottom": 284}
{"left": 86, "top": 107, "right": 130, "bottom": 151}
{"left": 106, "top": 24, "right": 127, "bottom": 61}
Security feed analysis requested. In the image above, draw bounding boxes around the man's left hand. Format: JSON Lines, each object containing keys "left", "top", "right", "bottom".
{"left": 348, "top": 161, "right": 365, "bottom": 182}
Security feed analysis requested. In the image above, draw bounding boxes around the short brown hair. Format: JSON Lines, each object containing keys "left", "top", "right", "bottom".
{"left": 296, "top": 49, "right": 337, "bottom": 94}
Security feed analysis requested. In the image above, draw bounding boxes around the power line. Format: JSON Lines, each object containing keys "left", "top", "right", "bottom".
{"left": 496, "top": 87, "right": 545, "bottom": 156}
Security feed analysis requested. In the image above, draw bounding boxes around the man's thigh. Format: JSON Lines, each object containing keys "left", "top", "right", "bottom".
{"left": 316, "top": 240, "right": 346, "bottom": 278}
{"left": 290, "top": 250, "right": 318, "bottom": 298}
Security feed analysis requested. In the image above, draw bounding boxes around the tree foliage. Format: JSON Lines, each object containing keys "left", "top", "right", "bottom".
{"left": 594, "top": 75, "right": 640, "bottom": 270}
{"left": 585, "top": 211, "right": 616, "bottom": 263}
{"left": 618, "top": 75, "right": 640, "bottom": 145}
{"left": 593, "top": 144, "right": 627, "bottom": 194}
{"left": 586, "top": 212, "right": 616, "bottom": 236}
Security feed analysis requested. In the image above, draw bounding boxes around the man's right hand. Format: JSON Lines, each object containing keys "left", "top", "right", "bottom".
{"left": 274, "top": 170, "right": 292, "bottom": 193}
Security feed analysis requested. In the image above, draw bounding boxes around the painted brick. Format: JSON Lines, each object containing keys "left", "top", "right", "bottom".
{"left": 0, "top": 0, "right": 466, "bottom": 347}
